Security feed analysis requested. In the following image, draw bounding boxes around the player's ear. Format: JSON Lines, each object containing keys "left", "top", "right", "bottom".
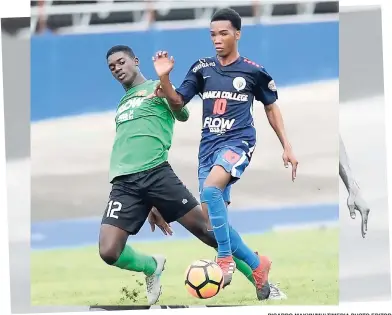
{"left": 235, "top": 30, "right": 241, "bottom": 40}
{"left": 134, "top": 57, "right": 140, "bottom": 66}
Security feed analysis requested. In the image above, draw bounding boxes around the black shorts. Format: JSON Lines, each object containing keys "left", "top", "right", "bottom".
{"left": 101, "top": 161, "right": 199, "bottom": 235}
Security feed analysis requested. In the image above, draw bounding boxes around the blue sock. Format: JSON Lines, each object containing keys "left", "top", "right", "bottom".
{"left": 201, "top": 186, "right": 231, "bottom": 258}
{"left": 229, "top": 225, "right": 260, "bottom": 270}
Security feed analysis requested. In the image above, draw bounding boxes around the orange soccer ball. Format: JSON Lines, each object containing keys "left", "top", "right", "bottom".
{"left": 184, "top": 259, "right": 223, "bottom": 299}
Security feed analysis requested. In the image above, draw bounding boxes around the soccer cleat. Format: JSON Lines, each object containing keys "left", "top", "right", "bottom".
{"left": 252, "top": 253, "right": 272, "bottom": 300}
{"left": 216, "top": 256, "right": 236, "bottom": 288}
{"left": 145, "top": 255, "right": 166, "bottom": 305}
{"left": 267, "top": 283, "right": 288, "bottom": 300}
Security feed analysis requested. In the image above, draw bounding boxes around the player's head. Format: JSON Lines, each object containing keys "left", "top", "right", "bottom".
{"left": 106, "top": 45, "right": 140, "bottom": 87}
{"left": 210, "top": 8, "right": 241, "bottom": 57}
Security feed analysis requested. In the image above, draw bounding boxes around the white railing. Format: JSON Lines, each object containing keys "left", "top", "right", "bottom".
{"left": 26, "top": 0, "right": 338, "bottom": 37}
{"left": 30, "top": 0, "right": 336, "bottom": 16}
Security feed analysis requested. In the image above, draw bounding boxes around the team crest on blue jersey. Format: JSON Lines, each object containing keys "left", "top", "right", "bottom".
{"left": 233, "top": 77, "right": 246, "bottom": 91}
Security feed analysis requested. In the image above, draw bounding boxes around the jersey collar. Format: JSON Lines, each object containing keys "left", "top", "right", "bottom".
{"left": 213, "top": 55, "right": 242, "bottom": 70}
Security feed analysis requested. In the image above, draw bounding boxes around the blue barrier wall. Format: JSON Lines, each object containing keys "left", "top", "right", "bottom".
{"left": 31, "top": 22, "right": 338, "bottom": 121}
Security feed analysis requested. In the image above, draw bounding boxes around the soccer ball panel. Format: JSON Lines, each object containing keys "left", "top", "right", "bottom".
{"left": 187, "top": 266, "right": 207, "bottom": 287}
{"left": 206, "top": 264, "right": 223, "bottom": 283}
{"left": 185, "top": 283, "right": 198, "bottom": 298}
{"left": 192, "top": 259, "right": 210, "bottom": 267}
{"left": 184, "top": 259, "right": 223, "bottom": 299}
{"left": 199, "top": 282, "right": 220, "bottom": 299}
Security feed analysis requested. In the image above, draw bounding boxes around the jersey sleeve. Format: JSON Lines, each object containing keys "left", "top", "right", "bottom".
{"left": 253, "top": 68, "right": 278, "bottom": 106}
{"left": 162, "top": 97, "right": 190, "bottom": 122}
{"left": 175, "top": 61, "right": 204, "bottom": 105}
{"left": 173, "top": 106, "right": 190, "bottom": 122}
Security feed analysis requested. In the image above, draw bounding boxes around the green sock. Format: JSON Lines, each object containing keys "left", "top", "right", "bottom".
{"left": 114, "top": 245, "right": 157, "bottom": 276}
{"left": 233, "top": 256, "right": 256, "bottom": 286}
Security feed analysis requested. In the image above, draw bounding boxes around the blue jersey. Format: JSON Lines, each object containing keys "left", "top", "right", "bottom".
{"left": 176, "top": 56, "right": 278, "bottom": 163}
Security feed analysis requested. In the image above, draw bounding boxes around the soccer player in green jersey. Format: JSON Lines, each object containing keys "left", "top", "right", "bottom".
{"left": 99, "top": 45, "right": 266, "bottom": 305}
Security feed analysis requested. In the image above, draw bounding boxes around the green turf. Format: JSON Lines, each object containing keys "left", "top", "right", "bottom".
{"left": 31, "top": 228, "right": 339, "bottom": 306}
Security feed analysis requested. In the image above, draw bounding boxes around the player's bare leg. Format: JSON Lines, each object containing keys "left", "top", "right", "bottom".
{"left": 176, "top": 205, "right": 217, "bottom": 247}
{"left": 99, "top": 224, "right": 166, "bottom": 305}
{"left": 339, "top": 135, "right": 370, "bottom": 238}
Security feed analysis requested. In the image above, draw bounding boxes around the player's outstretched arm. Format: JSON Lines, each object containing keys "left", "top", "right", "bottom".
{"left": 339, "top": 135, "right": 357, "bottom": 193}
{"left": 152, "top": 51, "right": 202, "bottom": 113}
{"left": 264, "top": 103, "right": 298, "bottom": 181}
{"left": 152, "top": 51, "right": 184, "bottom": 111}
{"left": 339, "top": 135, "right": 370, "bottom": 237}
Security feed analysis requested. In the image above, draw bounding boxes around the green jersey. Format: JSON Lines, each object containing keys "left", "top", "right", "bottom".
{"left": 109, "top": 79, "right": 189, "bottom": 182}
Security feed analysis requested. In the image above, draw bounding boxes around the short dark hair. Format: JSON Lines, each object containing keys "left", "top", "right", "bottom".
{"left": 211, "top": 8, "right": 242, "bottom": 30}
{"left": 106, "top": 45, "right": 135, "bottom": 59}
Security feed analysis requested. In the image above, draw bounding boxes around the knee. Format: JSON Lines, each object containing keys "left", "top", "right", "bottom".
{"left": 201, "top": 186, "right": 222, "bottom": 203}
{"left": 99, "top": 243, "right": 122, "bottom": 265}
{"left": 99, "top": 235, "right": 124, "bottom": 265}
{"left": 99, "top": 224, "right": 129, "bottom": 265}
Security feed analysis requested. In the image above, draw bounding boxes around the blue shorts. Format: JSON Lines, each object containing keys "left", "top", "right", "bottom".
{"left": 198, "top": 146, "right": 250, "bottom": 203}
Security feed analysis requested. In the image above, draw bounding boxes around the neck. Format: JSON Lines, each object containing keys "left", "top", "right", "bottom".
{"left": 124, "top": 73, "right": 147, "bottom": 90}
{"left": 218, "top": 50, "right": 240, "bottom": 66}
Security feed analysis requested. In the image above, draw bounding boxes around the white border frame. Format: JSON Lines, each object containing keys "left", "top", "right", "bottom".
{"left": 1, "top": 0, "right": 392, "bottom": 314}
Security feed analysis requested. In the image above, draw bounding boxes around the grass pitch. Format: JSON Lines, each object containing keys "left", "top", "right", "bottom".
{"left": 31, "top": 228, "right": 338, "bottom": 306}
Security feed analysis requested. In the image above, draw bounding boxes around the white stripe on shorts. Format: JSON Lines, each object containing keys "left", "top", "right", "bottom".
{"left": 230, "top": 152, "right": 247, "bottom": 178}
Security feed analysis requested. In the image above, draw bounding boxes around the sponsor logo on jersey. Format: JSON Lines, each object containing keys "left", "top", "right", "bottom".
{"left": 117, "top": 97, "right": 145, "bottom": 115}
{"left": 268, "top": 80, "right": 277, "bottom": 91}
{"left": 232, "top": 77, "right": 246, "bottom": 91}
{"left": 117, "top": 110, "right": 134, "bottom": 123}
{"left": 203, "top": 117, "right": 235, "bottom": 134}
{"left": 135, "top": 90, "right": 147, "bottom": 96}
{"left": 192, "top": 60, "right": 216, "bottom": 73}
{"left": 202, "top": 91, "right": 248, "bottom": 102}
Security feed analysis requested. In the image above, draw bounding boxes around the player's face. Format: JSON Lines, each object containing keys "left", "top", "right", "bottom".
{"left": 210, "top": 21, "right": 240, "bottom": 57}
{"left": 107, "top": 51, "right": 139, "bottom": 86}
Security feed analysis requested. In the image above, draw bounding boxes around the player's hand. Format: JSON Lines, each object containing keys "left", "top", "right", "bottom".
{"left": 282, "top": 147, "right": 298, "bottom": 181}
{"left": 347, "top": 188, "right": 370, "bottom": 238}
{"left": 148, "top": 207, "right": 173, "bottom": 236}
{"left": 152, "top": 51, "right": 175, "bottom": 77}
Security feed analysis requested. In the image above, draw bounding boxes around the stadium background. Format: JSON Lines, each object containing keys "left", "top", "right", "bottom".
{"left": 5, "top": 0, "right": 340, "bottom": 307}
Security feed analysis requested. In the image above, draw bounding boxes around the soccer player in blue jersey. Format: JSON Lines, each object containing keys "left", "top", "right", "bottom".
{"left": 152, "top": 8, "right": 298, "bottom": 300}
